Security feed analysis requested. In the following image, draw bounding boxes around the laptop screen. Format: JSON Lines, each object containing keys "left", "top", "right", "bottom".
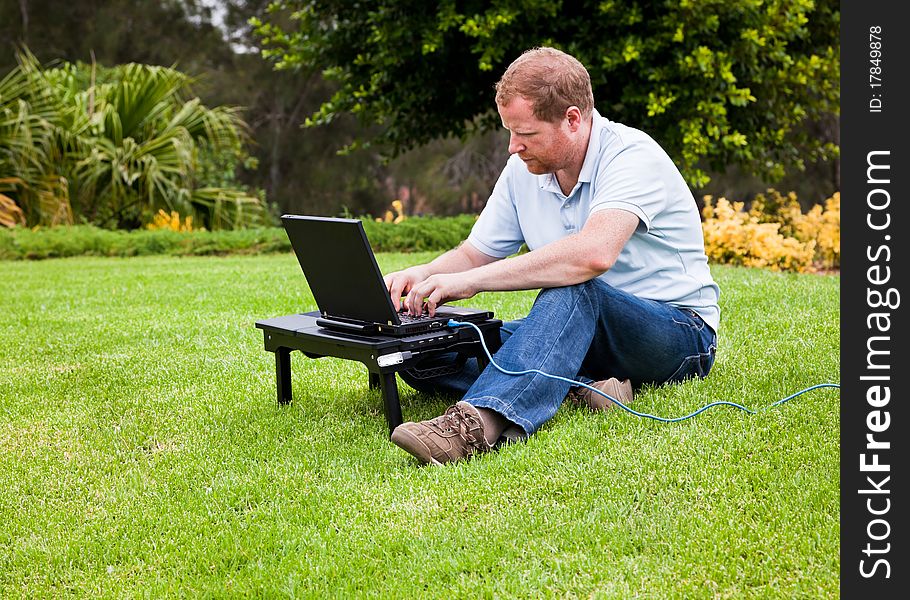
{"left": 281, "top": 215, "right": 400, "bottom": 325}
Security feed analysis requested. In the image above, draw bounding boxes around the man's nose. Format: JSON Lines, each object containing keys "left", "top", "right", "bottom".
{"left": 508, "top": 134, "right": 525, "bottom": 155}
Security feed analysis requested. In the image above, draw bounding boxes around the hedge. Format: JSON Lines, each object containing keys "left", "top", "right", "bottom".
{"left": 0, "top": 216, "right": 478, "bottom": 261}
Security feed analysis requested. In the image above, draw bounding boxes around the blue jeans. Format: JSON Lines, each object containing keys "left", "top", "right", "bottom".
{"left": 400, "top": 279, "right": 717, "bottom": 436}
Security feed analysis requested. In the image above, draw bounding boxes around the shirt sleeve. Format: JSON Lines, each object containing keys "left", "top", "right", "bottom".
{"left": 588, "top": 140, "right": 669, "bottom": 232}
{"left": 467, "top": 161, "right": 526, "bottom": 258}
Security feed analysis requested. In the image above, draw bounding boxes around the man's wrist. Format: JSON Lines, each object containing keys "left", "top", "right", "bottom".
{"left": 412, "top": 265, "right": 433, "bottom": 281}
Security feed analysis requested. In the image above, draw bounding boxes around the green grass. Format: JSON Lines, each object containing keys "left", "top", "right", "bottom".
{"left": 0, "top": 254, "right": 839, "bottom": 598}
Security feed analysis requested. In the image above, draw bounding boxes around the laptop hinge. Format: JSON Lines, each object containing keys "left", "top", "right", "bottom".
{"left": 315, "top": 317, "right": 377, "bottom": 334}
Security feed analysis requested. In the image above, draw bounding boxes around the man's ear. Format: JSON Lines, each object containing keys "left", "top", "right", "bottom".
{"left": 565, "top": 106, "right": 583, "bottom": 132}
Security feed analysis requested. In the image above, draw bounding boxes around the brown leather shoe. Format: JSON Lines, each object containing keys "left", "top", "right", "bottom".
{"left": 567, "top": 377, "right": 633, "bottom": 411}
{"left": 391, "top": 401, "right": 493, "bottom": 465}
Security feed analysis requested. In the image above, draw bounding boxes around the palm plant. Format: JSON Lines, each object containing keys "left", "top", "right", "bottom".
{"left": 1, "top": 48, "right": 268, "bottom": 229}
{"left": 0, "top": 50, "right": 73, "bottom": 226}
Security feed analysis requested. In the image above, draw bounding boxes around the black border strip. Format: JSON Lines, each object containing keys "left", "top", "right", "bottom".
{"left": 840, "top": 1, "right": 907, "bottom": 596}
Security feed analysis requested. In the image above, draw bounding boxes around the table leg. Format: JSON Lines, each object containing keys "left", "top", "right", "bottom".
{"left": 378, "top": 372, "right": 403, "bottom": 436}
{"left": 369, "top": 372, "right": 381, "bottom": 390}
{"left": 276, "top": 347, "right": 292, "bottom": 405}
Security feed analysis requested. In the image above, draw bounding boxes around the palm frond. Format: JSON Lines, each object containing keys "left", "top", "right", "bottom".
{"left": 1, "top": 46, "right": 265, "bottom": 229}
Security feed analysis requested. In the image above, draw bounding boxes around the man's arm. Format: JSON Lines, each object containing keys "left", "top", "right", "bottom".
{"left": 384, "top": 241, "right": 498, "bottom": 311}
{"left": 402, "top": 208, "right": 639, "bottom": 315}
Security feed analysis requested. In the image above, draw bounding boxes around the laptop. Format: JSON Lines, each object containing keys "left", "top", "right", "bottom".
{"left": 281, "top": 214, "right": 495, "bottom": 336}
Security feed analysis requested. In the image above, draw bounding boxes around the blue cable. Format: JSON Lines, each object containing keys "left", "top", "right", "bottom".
{"left": 447, "top": 319, "right": 840, "bottom": 423}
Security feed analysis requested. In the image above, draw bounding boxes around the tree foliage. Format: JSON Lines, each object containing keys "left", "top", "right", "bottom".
{"left": 0, "top": 49, "right": 266, "bottom": 229}
{"left": 2, "top": 0, "right": 402, "bottom": 219}
{"left": 253, "top": 0, "right": 840, "bottom": 187}
{"left": 0, "top": 0, "right": 235, "bottom": 76}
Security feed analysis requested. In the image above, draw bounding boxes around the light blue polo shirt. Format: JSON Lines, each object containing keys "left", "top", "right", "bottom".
{"left": 467, "top": 109, "right": 720, "bottom": 332}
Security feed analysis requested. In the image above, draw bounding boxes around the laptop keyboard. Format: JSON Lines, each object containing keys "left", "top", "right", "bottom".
{"left": 398, "top": 311, "right": 434, "bottom": 323}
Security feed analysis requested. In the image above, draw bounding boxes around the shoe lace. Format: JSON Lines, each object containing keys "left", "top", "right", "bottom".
{"left": 566, "top": 386, "right": 587, "bottom": 405}
{"left": 435, "top": 404, "right": 489, "bottom": 452}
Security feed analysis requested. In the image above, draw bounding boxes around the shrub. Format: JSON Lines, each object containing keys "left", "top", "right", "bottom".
{"left": 147, "top": 209, "right": 200, "bottom": 232}
{"left": 788, "top": 192, "right": 840, "bottom": 268}
{"left": 3, "top": 201, "right": 840, "bottom": 274}
{"left": 0, "top": 49, "right": 267, "bottom": 230}
{"left": 0, "top": 215, "right": 477, "bottom": 260}
{"left": 702, "top": 189, "right": 840, "bottom": 272}
{"left": 361, "top": 215, "right": 475, "bottom": 253}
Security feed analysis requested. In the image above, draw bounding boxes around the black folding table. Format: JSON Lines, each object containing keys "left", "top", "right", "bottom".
{"left": 255, "top": 312, "right": 503, "bottom": 435}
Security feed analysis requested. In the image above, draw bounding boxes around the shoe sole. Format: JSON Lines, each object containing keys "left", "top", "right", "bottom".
{"left": 390, "top": 426, "right": 443, "bottom": 466}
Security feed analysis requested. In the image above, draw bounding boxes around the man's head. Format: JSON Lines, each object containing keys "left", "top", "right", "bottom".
{"left": 494, "top": 47, "right": 594, "bottom": 123}
{"left": 495, "top": 47, "right": 594, "bottom": 176}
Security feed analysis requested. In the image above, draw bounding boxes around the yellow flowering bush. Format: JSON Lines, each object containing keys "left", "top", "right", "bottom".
{"left": 376, "top": 200, "right": 406, "bottom": 224}
{"left": 702, "top": 189, "right": 840, "bottom": 273}
{"left": 797, "top": 192, "right": 840, "bottom": 268}
{"left": 146, "top": 209, "right": 199, "bottom": 232}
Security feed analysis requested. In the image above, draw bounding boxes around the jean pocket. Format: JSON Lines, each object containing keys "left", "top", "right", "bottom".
{"left": 663, "top": 348, "right": 715, "bottom": 384}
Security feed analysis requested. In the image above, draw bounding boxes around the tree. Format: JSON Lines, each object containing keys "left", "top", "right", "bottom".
{"left": 0, "top": 0, "right": 235, "bottom": 75}
{"left": 252, "top": 0, "right": 840, "bottom": 188}
{"left": 0, "top": 49, "right": 71, "bottom": 226}
{"left": 0, "top": 49, "right": 267, "bottom": 229}
{"left": 1, "top": 0, "right": 404, "bottom": 218}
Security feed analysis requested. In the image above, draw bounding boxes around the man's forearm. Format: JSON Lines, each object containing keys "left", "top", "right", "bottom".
{"left": 399, "top": 210, "right": 636, "bottom": 314}
{"left": 465, "top": 208, "right": 638, "bottom": 292}
{"left": 466, "top": 238, "right": 606, "bottom": 292}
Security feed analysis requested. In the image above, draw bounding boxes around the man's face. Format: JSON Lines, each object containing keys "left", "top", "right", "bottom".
{"left": 497, "top": 96, "right": 573, "bottom": 175}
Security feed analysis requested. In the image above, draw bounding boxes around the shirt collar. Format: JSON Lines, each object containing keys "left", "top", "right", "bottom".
{"left": 577, "top": 108, "right": 605, "bottom": 184}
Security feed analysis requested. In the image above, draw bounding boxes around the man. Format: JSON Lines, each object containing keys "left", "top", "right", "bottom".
{"left": 384, "top": 47, "right": 719, "bottom": 466}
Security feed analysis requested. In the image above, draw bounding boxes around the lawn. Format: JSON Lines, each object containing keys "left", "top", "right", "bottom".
{"left": 1, "top": 253, "right": 839, "bottom": 598}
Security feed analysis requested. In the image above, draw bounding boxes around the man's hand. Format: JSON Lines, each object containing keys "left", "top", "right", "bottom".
{"left": 402, "top": 272, "right": 477, "bottom": 317}
{"left": 383, "top": 242, "right": 497, "bottom": 314}
{"left": 383, "top": 265, "right": 432, "bottom": 312}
